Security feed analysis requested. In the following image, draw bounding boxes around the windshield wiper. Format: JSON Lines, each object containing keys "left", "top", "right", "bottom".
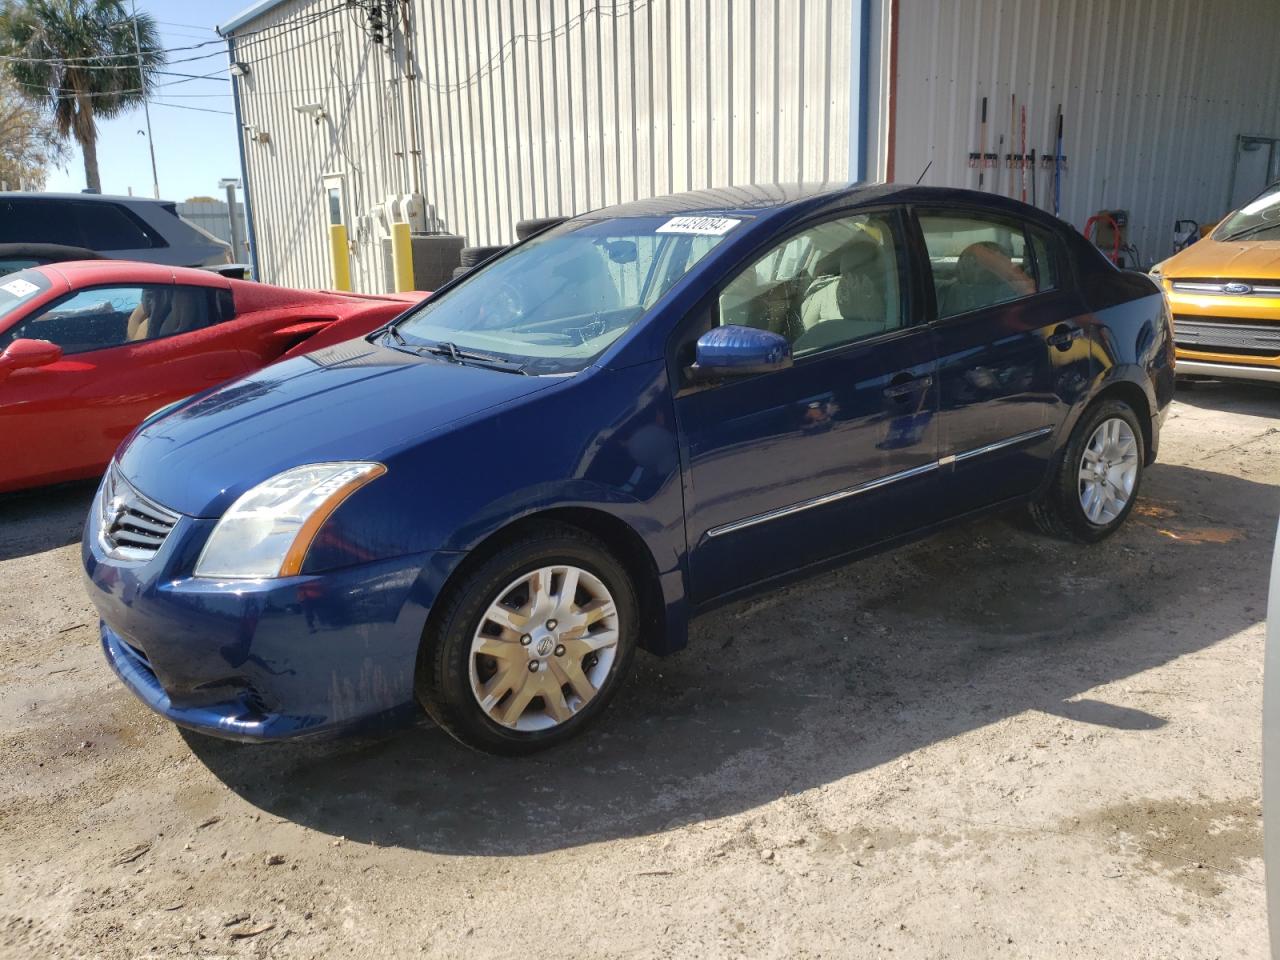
{"left": 422, "top": 341, "right": 528, "bottom": 374}
{"left": 381, "top": 328, "right": 526, "bottom": 374}
{"left": 1220, "top": 221, "right": 1280, "bottom": 242}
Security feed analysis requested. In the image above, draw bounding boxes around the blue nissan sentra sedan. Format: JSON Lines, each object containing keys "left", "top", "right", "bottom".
{"left": 83, "top": 183, "right": 1174, "bottom": 755}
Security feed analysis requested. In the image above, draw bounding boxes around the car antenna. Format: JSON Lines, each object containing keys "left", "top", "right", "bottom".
{"left": 915, "top": 161, "right": 932, "bottom": 185}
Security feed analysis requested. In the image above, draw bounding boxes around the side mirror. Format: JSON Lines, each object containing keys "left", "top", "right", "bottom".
{"left": 0, "top": 338, "right": 62, "bottom": 379}
{"left": 688, "top": 325, "right": 792, "bottom": 380}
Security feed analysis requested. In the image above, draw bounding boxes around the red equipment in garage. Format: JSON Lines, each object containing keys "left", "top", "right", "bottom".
{"left": 1083, "top": 210, "right": 1137, "bottom": 269}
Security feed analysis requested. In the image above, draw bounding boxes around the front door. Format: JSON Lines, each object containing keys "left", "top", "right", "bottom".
{"left": 674, "top": 209, "right": 939, "bottom": 603}
{"left": 0, "top": 283, "right": 251, "bottom": 488}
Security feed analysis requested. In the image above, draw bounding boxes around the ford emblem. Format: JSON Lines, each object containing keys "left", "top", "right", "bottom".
{"left": 1223, "top": 282, "right": 1252, "bottom": 295}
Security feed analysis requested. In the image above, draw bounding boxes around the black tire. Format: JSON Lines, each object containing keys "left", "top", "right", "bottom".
{"left": 1030, "top": 398, "right": 1146, "bottom": 543}
{"left": 415, "top": 523, "right": 639, "bottom": 755}
{"left": 515, "top": 216, "right": 567, "bottom": 240}
{"left": 457, "top": 244, "right": 507, "bottom": 268}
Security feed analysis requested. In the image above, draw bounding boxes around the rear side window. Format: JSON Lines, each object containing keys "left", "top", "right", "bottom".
{"left": 918, "top": 211, "right": 1049, "bottom": 319}
{"left": 73, "top": 202, "right": 160, "bottom": 250}
{"left": 1027, "top": 227, "right": 1060, "bottom": 291}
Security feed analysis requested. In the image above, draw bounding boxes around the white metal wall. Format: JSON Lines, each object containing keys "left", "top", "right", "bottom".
{"left": 892, "top": 0, "right": 1280, "bottom": 265}
{"left": 230, "top": 0, "right": 857, "bottom": 292}
{"left": 231, "top": 0, "right": 413, "bottom": 291}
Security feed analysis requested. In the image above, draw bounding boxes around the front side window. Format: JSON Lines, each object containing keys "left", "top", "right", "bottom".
{"left": 392, "top": 216, "right": 732, "bottom": 374}
{"left": 0, "top": 284, "right": 218, "bottom": 354}
{"left": 716, "top": 212, "right": 906, "bottom": 356}
{"left": 918, "top": 212, "right": 1043, "bottom": 319}
{"left": 0, "top": 199, "right": 77, "bottom": 246}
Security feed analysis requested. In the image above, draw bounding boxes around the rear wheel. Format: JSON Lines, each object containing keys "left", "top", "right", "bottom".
{"left": 416, "top": 524, "right": 638, "bottom": 755}
{"left": 1030, "top": 399, "right": 1145, "bottom": 542}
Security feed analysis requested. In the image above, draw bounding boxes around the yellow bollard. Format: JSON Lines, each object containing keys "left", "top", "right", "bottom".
{"left": 390, "top": 221, "right": 414, "bottom": 293}
{"left": 328, "top": 223, "right": 351, "bottom": 292}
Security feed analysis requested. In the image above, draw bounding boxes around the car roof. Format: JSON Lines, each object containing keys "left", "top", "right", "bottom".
{"left": 0, "top": 192, "right": 172, "bottom": 206}
{"left": 574, "top": 182, "right": 1071, "bottom": 230}
{"left": 39, "top": 261, "right": 229, "bottom": 287}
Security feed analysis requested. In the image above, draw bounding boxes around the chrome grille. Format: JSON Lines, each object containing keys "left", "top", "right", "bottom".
{"left": 99, "top": 465, "right": 181, "bottom": 561}
{"left": 1171, "top": 279, "right": 1280, "bottom": 297}
{"left": 1173, "top": 316, "right": 1280, "bottom": 357}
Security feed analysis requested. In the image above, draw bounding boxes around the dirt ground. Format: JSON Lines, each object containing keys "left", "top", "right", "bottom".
{"left": 1, "top": 381, "right": 1277, "bottom": 959}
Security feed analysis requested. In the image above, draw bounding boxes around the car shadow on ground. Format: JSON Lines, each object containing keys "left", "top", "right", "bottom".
{"left": 0, "top": 481, "right": 97, "bottom": 562}
{"left": 1173, "top": 378, "right": 1279, "bottom": 416}
{"left": 185, "top": 457, "right": 1278, "bottom": 856}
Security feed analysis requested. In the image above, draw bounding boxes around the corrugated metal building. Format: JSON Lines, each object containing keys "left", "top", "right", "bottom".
{"left": 891, "top": 0, "right": 1280, "bottom": 272}
{"left": 220, "top": 0, "right": 1280, "bottom": 292}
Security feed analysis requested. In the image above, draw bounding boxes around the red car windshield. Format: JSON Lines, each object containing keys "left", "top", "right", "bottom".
{"left": 0, "top": 270, "right": 52, "bottom": 326}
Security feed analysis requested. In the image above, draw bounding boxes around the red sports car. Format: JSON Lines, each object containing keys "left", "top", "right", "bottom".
{"left": 0, "top": 261, "right": 426, "bottom": 493}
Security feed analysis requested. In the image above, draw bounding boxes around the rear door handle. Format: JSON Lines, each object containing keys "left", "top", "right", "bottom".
{"left": 1047, "top": 324, "right": 1084, "bottom": 349}
{"left": 883, "top": 374, "right": 933, "bottom": 400}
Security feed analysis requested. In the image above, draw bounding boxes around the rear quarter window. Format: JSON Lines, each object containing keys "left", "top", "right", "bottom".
{"left": 73, "top": 202, "right": 163, "bottom": 250}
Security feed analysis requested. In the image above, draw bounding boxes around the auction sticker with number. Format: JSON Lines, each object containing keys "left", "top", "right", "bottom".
{"left": 0, "top": 278, "right": 40, "bottom": 298}
{"left": 655, "top": 216, "right": 742, "bottom": 236}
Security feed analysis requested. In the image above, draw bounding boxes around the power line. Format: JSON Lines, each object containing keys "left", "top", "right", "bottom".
{"left": 0, "top": 4, "right": 342, "bottom": 67}
{"left": 154, "top": 19, "right": 213, "bottom": 31}
{"left": 12, "top": 73, "right": 228, "bottom": 99}
{"left": 421, "top": 0, "right": 651, "bottom": 94}
{"left": 151, "top": 101, "right": 233, "bottom": 116}
{"left": 158, "top": 69, "right": 228, "bottom": 83}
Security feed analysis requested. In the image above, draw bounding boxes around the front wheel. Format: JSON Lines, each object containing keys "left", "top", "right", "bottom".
{"left": 1030, "top": 399, "right": 1146, "bottom": 542}
{"left": 416, "top": 524, "right": 638, "bottom": 755}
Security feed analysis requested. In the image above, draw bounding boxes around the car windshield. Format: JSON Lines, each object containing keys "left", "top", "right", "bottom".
{"left": 0, "top": 269, "right": 51, "bottom": 325}
{"left": 391, "top": 215, "right": 738, "bottom": 374}
{"left": 1214, "top": 182, "right": 1280, "bottom": 242}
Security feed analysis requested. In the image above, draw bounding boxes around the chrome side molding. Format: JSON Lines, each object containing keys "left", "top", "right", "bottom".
{"left": 705, "top": 425, "right": 1054, "bottom": 539}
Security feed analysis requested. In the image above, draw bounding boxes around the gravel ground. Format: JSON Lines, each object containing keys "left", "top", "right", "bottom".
{"left": 1, "top": 381, "right": 1276, "bottom": 959}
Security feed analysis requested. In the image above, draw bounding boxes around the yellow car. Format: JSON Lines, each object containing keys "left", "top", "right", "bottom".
{"left": 1151, "top": 181, "right": 1280, "bottom": 384}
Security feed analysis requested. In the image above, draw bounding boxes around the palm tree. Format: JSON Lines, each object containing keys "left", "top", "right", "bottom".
{"left": 0, "top": 0, "right": 165, "bottom": 193}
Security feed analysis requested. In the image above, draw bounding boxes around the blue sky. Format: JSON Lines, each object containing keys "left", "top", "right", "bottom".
{"left": 43, "top": 0, "right": 250, "bottom": 200}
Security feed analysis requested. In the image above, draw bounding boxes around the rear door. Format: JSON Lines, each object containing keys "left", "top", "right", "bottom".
{"left": 913, "top": 207, "right": 1093, "bottom": 511}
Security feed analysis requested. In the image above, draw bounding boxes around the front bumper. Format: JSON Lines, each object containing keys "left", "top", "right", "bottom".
{"left": 1166, "top": 288, "right": 1280, "bottom": 381}
{"left": 84, "top": 482, "right": 453, "bottom": 742}
{"left": 1175, "top": 359, "right": 1280, "bottom": 384}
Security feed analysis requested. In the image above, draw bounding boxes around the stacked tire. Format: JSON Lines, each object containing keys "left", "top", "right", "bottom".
{"left": 514, "top": 216, "right": 567, "bottom": 240}
{"left": 451, "top": 244, "right": 508, "bottom": 280}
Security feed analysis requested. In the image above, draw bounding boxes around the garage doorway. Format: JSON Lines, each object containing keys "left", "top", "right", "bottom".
{"left": 1227, "top": 135, "right": 1280, "bottom": 211}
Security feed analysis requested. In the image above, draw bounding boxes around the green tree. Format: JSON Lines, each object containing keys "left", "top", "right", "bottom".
{"left": 0, "top": 0, "right": 165, "bottom": 193}
{"left": 0, "top": 73, "right": 65, "bottom": 188}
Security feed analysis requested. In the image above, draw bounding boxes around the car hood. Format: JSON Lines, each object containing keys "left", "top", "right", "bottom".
{"left": 1162, "top": 238, "right": 1280, "bottom": 279}
{"left": 117, "top": 339, "right": 559, "bottom": 517}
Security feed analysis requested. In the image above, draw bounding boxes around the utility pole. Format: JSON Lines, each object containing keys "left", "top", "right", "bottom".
{"left": 130, "top": 0, "right": 160, "bottom": 199}
{"left": 219, "top": 178, "right": 245, "bottom": 260}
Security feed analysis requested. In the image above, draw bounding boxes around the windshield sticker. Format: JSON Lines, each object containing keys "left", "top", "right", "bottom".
{"left": 0, "top": 277, "right": 39, "bottom": 298}
{"left": 656, "top": 216, "right": 742, "bottom": 236}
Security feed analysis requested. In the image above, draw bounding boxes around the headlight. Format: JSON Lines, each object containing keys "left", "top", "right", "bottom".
{"left": 193, "top": 462, "right": 386, "bottom": 579}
